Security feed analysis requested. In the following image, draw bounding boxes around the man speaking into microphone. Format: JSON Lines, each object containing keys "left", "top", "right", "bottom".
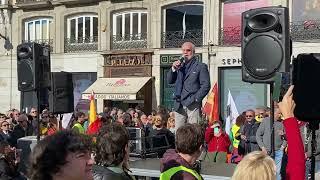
{"left": 167, "top": 42, "right": 210, "bottom": 130}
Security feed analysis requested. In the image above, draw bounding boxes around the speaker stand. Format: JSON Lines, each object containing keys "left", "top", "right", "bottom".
{"left": 270, "top": 83, "right": 275, "bottom": 159}
{"left": 36, "top": 89, "right": 41, "bottom": 143}
{"left": 309, "top": 122, "right": 319, "bottom": 180}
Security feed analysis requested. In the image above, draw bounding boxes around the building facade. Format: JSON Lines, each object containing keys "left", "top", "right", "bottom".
{"left": 0, "top": 0, "right": 319, "bottom": 118}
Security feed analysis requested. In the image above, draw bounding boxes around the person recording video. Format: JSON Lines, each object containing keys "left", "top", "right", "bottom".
{"left": 0, "top": 140, "right": 25, "bottom": 179}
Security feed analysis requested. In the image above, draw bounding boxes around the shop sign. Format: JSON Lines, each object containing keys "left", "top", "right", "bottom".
{"left": 82, "top": 93, "right": 136, "bottom": 100}
{"left": 105, "top": 79, "right": 130, "bottom": 87}
{"left": 105, "top": 53, "right": 152, "bottom": 66}
{"left": 222, "top": 58, "right": 242, "bottom": 65}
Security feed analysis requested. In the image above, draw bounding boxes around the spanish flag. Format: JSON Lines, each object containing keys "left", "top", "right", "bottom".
{"left": 203, "top": 82, "right": 219, "bottom": 125}
{"left": 89, "top": 91, "right": 96, "bottom": 126}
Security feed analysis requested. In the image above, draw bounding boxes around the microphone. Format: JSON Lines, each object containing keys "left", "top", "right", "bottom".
{"left": 179, "top": 56, "right": 185, "bottom": 64}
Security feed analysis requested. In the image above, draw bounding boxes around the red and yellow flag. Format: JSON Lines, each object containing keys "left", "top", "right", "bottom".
{"left": 203, "top": 82, "right": 219, "bottom": 125}
{"left": 89, "top": 91, "right": 96, "bottom": 126}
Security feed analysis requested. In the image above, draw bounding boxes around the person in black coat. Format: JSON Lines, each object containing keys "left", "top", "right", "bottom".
{"left": 0, "top": 120, "right": 13, "bottom": 146}
{"left": 149, "top": 115, "right": 175, "bottom": 158}
{"left": 10, "top": 115, "right": 33, "bottom": 147}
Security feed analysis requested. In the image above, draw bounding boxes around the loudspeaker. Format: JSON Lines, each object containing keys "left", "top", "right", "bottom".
{"left": 49, "top": 72, "right": 74, "bottom": 114}
{"left": 241, "top": 6, "right": 290, "bottom": 83}
{"left": 17, "top": 136, "right": 38, "bottom": 174}
{"left": 17, "top": 43, "right": 51, "bottom": 92}
{"left": 292, "top": 54, "right": 320, "bottom": 122}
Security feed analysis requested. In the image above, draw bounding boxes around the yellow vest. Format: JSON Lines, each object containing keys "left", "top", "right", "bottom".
{"left": 72, "top": 123, "right": 85, "bottom": 134}
{"left": 160, "top": 166, "right": 202, "bottom": 180}
{"left": 231, "top": 124, "right": 240, "bottom": 148}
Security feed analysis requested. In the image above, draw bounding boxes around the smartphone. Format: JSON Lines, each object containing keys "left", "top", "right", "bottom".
{"left": 292, "top": 54, "right": 320, "bottom": 122}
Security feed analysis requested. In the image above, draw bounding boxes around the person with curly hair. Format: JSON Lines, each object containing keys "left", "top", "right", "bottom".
{"left": 93, "top": 123, "right": 133, "bottom": 180}
{"left": 29, "top": 130, "right": 94, "bottom": 180}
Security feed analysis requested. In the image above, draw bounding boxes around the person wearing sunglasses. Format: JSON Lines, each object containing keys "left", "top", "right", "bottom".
{"left": 0, "top": 120, "right": 12, "bottom": 145}
{"left": 239, "top": 109, "right": 260, "bottom": 155}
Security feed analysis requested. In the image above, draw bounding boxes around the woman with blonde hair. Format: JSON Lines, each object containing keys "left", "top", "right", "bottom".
{"left": 232, "top": 151, "right": 276, "bottom": 180}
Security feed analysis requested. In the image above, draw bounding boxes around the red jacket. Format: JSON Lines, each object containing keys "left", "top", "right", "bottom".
{"left": 205, "top": 127, "right": 231, "bottom": 153}
{"left": 283, "top": 117, "right": 305, "bottom": 180}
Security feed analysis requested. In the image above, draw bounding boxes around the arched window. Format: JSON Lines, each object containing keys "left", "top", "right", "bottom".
{"left": 112, "top": 11, "right": 147, "bottom": 41}
{"left": 67, "top": 14, "right": 98, "bottom": 43}
{"left": 24, "top": 18, "right": 52, "bottom": 41}
{"left": 162, "top": 3, "right": 203, "bottom": 48}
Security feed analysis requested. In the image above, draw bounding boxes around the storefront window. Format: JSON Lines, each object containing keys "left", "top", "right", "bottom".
{"left": 219, "top": 67, "right": 268, "bottom": 121}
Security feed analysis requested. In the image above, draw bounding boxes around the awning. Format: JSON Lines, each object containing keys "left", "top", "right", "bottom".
{"left": 81, "top": 77, "right": 151, "bottom": 100}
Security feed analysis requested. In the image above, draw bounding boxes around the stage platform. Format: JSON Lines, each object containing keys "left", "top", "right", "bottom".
{"left": 129, "top": 158, "right": 236, "bottom": 180}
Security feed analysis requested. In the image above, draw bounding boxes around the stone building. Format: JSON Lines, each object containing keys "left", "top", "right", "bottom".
{"left": 0, "top": 0, "right": 318, "bottom": 119}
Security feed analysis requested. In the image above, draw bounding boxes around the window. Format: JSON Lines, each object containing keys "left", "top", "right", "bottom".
{"left": 219, "top": 67, "right": 267, "bottom": 120}
{"left": 113, "top": 11, "right": 147, "bottom": 41}
{"left": 67, "top": 15, "right": 98, "bottom": 43}
{"left": 24, "top": 18, "right": 52, "bottom": 41}
{"left": 164, "top": 4, "right": 203, "bottom": 32}
{"left": 292, "top": 0, "right": 320, "bottom": 21}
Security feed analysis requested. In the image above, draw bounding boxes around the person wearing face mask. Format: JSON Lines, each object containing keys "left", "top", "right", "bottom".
{"left": 204, "top": 121, "right": 231, "bottom": 163}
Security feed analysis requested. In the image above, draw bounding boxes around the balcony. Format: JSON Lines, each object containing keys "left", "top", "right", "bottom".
{"left": 22, "top": 39, "right": 53, "bottom": 52}
{"left": 111, "top": 33, "right": 147, "bottom": 50}
{"left": 64, "top": 36, "right": 98, "bottom": 53}
{"left": 290, "top": 20, "right": 320, "bottom": 42}
{"left": 52, "top": 0, "right": 100, "bottom": 5}
{"left": 219, "top": 20, "right": 320, "bottom": 46}
{"left": 16, "top": 0, "right": 52, "bottom": 9}
{"left": 219, "top": 26, "right": 241, "bottom": 47}
{"left": 161, "top": 29, "right": 203, "bottom": 48}
{"left": 0, "top": 0, "right": 12, "bottom": 9}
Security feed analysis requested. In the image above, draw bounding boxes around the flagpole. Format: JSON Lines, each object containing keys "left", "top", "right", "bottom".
{"left": 270, "top": 84, "right": 275, "bottom": 158}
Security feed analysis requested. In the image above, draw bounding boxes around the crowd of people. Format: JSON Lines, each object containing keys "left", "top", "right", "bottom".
{"left": 0, "top": 41, "right": 311, "bottom": 179}
{"left": 0, "top": 85, "right": 310, "bottom": 180}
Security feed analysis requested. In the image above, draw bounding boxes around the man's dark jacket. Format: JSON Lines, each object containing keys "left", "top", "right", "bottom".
{"left": 167, "top": 58, "right": 210, "bottom": 111}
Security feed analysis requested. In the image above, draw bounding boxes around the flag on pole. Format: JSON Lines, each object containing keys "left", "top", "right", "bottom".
{"left": 225, "top": 89, "right": 239, "bottom": 135}
{"left": 89, "top": 91, "right": 96, "bottom": 126}
{"left": 203, "top": 82, "right": 219, "bottom": 125}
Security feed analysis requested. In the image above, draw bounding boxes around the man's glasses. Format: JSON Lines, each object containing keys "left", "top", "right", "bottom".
{"left": 31, "top": 111, "right": 37, "bottom": 113}
{"left": 246, "top": 115, "right": 253, "bottom": 118}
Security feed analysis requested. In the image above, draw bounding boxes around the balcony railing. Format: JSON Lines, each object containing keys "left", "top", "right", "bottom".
{"left": 219, "top": 26, "right": 241, "bottom": 46}
{"left": 64, "top": 36, "right": 98, "bottom": 53}
{"left": 219, "top": 20, "right": 320, "bottom": 46}
{"left": 290, "top": 20, "right": 320, "bottom": 42}
{"left": 111, "top": 33, "right": 147, "bottom": 50}
{"left": 161, "top": 29, "right": 203, "bottom": 48}
{"left": 16, "top": 0, "right": 52, "bottom": 9}
{"left": 22, "top": 39, "right": 53, "bottom": 52}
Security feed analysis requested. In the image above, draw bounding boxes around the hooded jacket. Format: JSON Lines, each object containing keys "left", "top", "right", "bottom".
{"left": 160, "top": 149, "right": 203, "bottom": 180}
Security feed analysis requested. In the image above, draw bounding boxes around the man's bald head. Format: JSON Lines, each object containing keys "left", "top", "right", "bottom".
{"left": 181, "top": 42, "right": 195, "bottom": 61}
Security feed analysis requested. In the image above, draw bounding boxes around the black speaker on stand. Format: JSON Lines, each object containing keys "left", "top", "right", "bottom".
{"left": 17, "top": 42, "right": 51, "bottom": 142}
{"left": 241, "top": 6, "right": 291, "bottom": 160}
{"left": 49, "top": 72, "right": 74, "bottom": 114}
{"left": 241, "top": 6, "right": 290, "bottom": 83}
